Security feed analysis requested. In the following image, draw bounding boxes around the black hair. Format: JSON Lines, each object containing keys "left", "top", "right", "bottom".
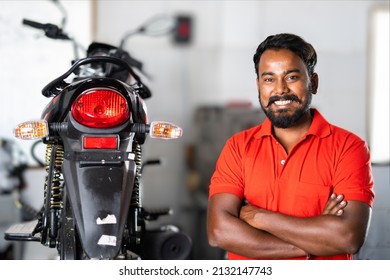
{"left": 253, "top": 33, "right": 317, "bottom": 77}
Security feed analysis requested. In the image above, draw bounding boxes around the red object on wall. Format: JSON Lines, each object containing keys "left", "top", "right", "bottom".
{"left": 174, "top": 15, "right": 192, "bottom": 44}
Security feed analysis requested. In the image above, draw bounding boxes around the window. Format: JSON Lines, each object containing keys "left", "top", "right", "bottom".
{"left": 367, "top": 5, "right": 390, "bottom": 164}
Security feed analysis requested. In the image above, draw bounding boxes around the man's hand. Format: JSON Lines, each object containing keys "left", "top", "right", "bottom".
{"left": 321, "top": 193, "right": 347, "bottom": 216}
{"left": 239, "top": 204, "right": 265, "bottom": 228}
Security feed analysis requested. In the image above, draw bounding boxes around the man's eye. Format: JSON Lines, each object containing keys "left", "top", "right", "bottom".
{"left": 287, "top": 75, "right": 299, "bottom": 81}
{"left": 264, "top": 78, "right": 273, "bottom": 82}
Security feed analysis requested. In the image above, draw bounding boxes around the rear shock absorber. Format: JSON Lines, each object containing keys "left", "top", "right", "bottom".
{"left": 42, "top": 143, "right": 64, "bottom": 247}
{"left": 129, "top": 142, "right": 143, "bottom": 246}
{"left": 131, "top": 142, "right": 142, "bottom": 207}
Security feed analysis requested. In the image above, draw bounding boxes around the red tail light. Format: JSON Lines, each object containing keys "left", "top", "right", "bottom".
{"left": 72, "top": 88, "right": 130, "bottom": 128}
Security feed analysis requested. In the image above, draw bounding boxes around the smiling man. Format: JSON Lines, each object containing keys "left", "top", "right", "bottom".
{"left": 207, "top": 33, "right": 375, "bottom": 260}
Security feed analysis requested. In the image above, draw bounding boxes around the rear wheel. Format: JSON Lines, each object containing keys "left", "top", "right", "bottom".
{"left": 58, "top": 188, "right": 84, "bottom": 259}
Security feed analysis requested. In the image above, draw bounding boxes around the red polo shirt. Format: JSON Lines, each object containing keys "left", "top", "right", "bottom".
{"left": 209, "top": 109, "right": 375, "bottom": 260}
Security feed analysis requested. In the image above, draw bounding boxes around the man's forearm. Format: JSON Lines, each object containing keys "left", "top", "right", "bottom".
{"left": 242, "top": 201, "right": 370, "bottom": 256}
{"left": 209, "top": 211, "right": 307, "bottom": 259}
{"left": 208, "top": 194, "right": 307, "bottom": 259}
{"left": 257, "top": 210, "right": 348, "bottom": 256}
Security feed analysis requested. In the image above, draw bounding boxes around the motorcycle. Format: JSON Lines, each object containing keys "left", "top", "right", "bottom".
{"left": 4, "top": 7, "right": 192, "bottom": 260}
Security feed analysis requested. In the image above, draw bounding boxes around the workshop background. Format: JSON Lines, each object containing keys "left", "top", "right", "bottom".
{"left": 0, "top": 0, "right": 389, "bottom": 260}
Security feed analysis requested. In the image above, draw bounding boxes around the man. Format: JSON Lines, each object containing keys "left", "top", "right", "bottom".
{"left": 207, "top": 33, "right": 374, "bottom": 260}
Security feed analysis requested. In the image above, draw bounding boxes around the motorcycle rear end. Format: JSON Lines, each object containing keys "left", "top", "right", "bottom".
{"left": 4, "top": 3, "right": 191, "bottom": 260}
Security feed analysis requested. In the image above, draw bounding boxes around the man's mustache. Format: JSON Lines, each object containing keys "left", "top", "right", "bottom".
{"left": 266, "top": 94, "right": 301, "bottom": 107}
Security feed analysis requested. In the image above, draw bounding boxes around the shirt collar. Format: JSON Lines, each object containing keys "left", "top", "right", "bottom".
{"left": 254, "top": 108, "right": 331, "bottom": 139}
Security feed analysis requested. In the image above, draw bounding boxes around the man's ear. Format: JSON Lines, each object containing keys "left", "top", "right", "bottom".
{"left": 311, "top": 73, "right": 319, "bottom": 95}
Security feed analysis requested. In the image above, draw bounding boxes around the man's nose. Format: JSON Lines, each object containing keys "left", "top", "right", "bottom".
{"left": 273, "top": 79, "right": 288, "bottom": 94}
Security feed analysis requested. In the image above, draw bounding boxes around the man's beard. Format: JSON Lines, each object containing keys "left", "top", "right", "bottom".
{"left": 260, "top": 93, "right": 312, "bottom": 129}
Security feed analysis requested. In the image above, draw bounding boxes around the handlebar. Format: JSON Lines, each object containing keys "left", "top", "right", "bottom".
{"left": 23, "top": 19, "right": 46, "bottom": 29}
{"left": 22, "top": 18, "right": 70, "bottom": 40}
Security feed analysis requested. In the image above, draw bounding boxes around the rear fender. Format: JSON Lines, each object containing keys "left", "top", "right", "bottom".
{"left": 62, "top": 158, "right": 135, "bottom": 259}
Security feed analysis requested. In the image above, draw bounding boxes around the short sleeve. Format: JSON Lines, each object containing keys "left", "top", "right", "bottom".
{"left": 208, "top": 136, "right": 245, "bottom": 199}
{"left": 333, "top": 134, "right": 375, "bottom": 207}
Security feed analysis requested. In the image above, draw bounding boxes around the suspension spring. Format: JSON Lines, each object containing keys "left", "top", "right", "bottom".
{"left": 130, "top": 142, "right": 142, "bottom": 207}
{"left": 42, "top": 143, "right": 64, "bottom": 245}
{"left": 44, "top": 144, "right": 64, "bottom": 211}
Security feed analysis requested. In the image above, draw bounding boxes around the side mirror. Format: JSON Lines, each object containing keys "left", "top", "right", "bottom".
{"left": 140, "top": 14, "right": 176, "bottom": 36}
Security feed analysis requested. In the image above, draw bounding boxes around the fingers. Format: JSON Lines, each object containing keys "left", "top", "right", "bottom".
{"left": 335, "top": 200, "right": 347, "bottom": 216}
{"left": 333, "top": 194, "right": 347, "bottom": 216}
{"left": 322, "top": 193, "right": 347, "bottom": 216}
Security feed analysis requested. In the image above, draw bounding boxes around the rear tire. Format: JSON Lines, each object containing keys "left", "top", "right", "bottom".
{"left": 58, "top": 188, "right": 84, "bottom": 259}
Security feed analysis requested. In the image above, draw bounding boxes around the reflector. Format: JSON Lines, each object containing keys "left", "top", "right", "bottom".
{"left": 13, "top": 121, "right": 48, "bottom": 140}
{"left": 72, "top": 88, "right": 130, "bottom": 128}
{"left": 83, "top": 136, "right": 118, "bottom": 149}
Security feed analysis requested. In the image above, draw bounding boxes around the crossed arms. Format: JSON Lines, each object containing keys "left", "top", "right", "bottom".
{"left": 207, "top": 193, "right": 371, "bottom": 259}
